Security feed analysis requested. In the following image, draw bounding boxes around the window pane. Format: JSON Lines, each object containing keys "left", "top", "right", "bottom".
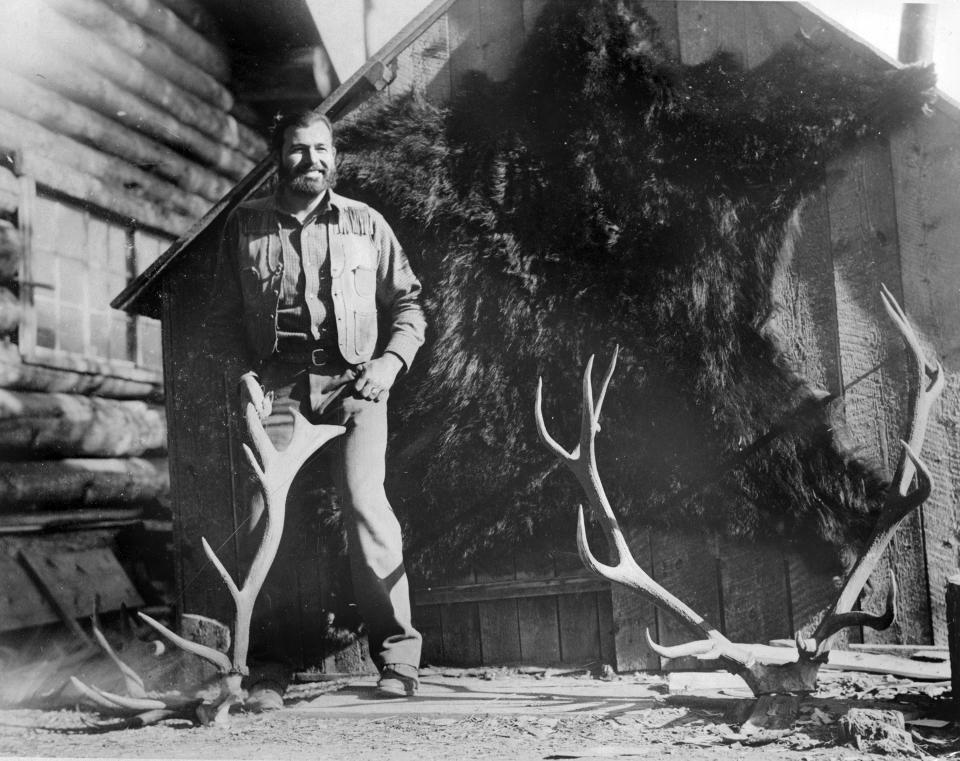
{"left": 138, "top": 317, "right": 162, "bottom": 372}
{"left": 59, "top": 304, "right": 84, "bottom": 354}
{"left": 35, "top": 297, "right": 56, "bottom": 350}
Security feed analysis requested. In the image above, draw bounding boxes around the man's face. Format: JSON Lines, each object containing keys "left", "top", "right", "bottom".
{"left": 278, "top": 120, "right": 337, "bottom": 196}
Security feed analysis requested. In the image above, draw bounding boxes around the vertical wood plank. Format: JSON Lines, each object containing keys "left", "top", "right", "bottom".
{"left": 609, "top": 525, "right": 660, "bottom": 671}
{"left": 478, "top": 598, "right": 522, "bottom": 665}
{"left": 675, "top": 1, "right": 747, "bottom": 67}
{"left": 477, "top": 0, "right": 525, "bottom": 82}
{"left": 889, "top": 111, "right": 960, "bottom": 646}
{"left": 163, "top": 255, "right": 245, "bottom": 631}
{"left": 558, "top": 591, "right": 601, "bottom": 666}
{"left": 828, "top": 138, "right": 930, "bottom": 644}
{"left": 389, "top": 13, "right": 451, "bottom": 103}
{"left": 414, "top": 603, "right": 444, "bottom": 666}
{"left": 448, "top": 0, "right": 481, "bottom": 91}
{"left": 770, "top": 184, "right": 843, "bottom": 396}
{"left": 651, "top": 529, "right": 722, "bottom": 671}
{"left": 597, "top": 590, "right": 617, "bottom": 669}
{"left": 786, "top": 552, "right": 846, "bottom": 642}
{"left": 518, "top": 595, "right": 561, "bottom": 664}
{"left": 743, "top": 2, "right": 806, "bottom": 68}
{"left": 440, "top": 601, "right": 482, "bottom": 665}
{"left": 719, "top": 539, "right": 791, "bottom": 644}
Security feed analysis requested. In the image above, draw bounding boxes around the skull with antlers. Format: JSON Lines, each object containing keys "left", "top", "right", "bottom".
{"left": 535, "top": 285, "right": 943, "bottom": 695}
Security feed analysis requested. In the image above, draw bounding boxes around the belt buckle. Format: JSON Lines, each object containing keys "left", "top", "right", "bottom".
{"left": 310, "top": 348, "right": 329, "bottom": 366}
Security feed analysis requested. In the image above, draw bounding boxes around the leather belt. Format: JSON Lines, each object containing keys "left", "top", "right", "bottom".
{"left": 272, "top": 346, "right": 342, "bottom": 367}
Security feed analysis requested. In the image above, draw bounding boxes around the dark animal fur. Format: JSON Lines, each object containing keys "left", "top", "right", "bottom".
{"left": 331, "top": 0, "right": 935, "bottom": 576}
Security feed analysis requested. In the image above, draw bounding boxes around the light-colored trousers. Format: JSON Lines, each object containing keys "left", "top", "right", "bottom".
{"left": 246, "top": 358, "right": 422, "bottom": 672}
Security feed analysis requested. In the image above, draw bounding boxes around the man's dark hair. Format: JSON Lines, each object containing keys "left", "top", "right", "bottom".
{"left": 270, "top": 107, "right": 335, "bottom": 154}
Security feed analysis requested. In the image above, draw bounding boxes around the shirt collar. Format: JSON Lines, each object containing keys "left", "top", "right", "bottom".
{"left": 273, "top": 188, "right": 342, "bottom": 225}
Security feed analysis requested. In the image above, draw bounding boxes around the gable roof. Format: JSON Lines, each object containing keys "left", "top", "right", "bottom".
{"left": 112, "top": 0, "right": 958, "bottom": 319}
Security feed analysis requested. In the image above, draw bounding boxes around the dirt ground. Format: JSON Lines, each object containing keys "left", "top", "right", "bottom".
{"left": 0, "top": 666, "right": 956, "bottom": 760}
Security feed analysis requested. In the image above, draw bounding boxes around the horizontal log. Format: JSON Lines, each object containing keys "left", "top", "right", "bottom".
{"left": 0, "top": 288, "right": 20, "bottom": 335}
{"left": 0, "top": 109, "right": 211, "bottom": 221}
{"left": 0, "top": 389, "right": 166, "bottom": 458}
{"left": 0, "top": 219, "right": 21, "bottom": 281}
{"left": 0, "top": 457, "right": 169, "bottom": 509}
{"left": 0, "top": 50, "right": 254, "bottom": 181}
{"left": 0, "top": 72, "right": 231, "bottom": 203}
{"left": 106, "top": 0, "right": 231, "bottom": 83}
{"left": 0, "top": 508, "right": 147, "bottom": 534}
{"left": 44, "top": 0, "right": 234, "bottom": 112}
{"left": 0, "top": 168, "right": 19, "bottom": 217}
{"left": 0, "top": 343, "right": 162, "bottom": 400}
{"left": 37, "top": 5, "right": 265, "bottom": 158}
{"left": 18, "top": 150, "right": 194, "bottom": 236}
{"left": 153, "top": 0, "right": 226, "bottom": 49}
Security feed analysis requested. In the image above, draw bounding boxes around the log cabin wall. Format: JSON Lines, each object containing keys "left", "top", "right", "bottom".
{"left": 0, "top": 0, "right": 267, "bottom": 633}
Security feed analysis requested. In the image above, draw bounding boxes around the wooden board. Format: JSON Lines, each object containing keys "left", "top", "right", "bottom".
{"left": 786, "top": 552, "right": 844, "bottom": 642}
{"left": 889, "top": 111, "right": 960, "bottom": 646}
{"left": 719, "top": 539, "right": 790, "bottom": 645}
{"left": 772, "top": 183, "right": 843, "bottom": 395}
{"left": 651, "top": 529, "right": 722, "bottom": 671}
{"left": 558, "top": 591, "right": 601, "bottom": 666}
{"left": 517, "top": 595, "right": 560, "bottom": 664}
{"left": 389, "top": 13, "right": 451, "bottom": 103}
{"left": 439, "top": 601, "right": 482, "bottom": 666}
{"left": 448, "top": 0, "right": 524, "bottom": 90}
{"left": 14, "top": 547, "right": 142, "bottom": 630}
{"left": 676, "top": 1, "right": 748, "bottom": 67}
{"left": 479, "top": 598, "right": 522, "bottom": 664}
{"left": 608, "top": 525, "right": 660, "bottom": 671}
{"left": 827, "top": 138, "right": 930, "bottom": 645}
{"left": 414, "top": 603, "right": 444, "bottom": 666}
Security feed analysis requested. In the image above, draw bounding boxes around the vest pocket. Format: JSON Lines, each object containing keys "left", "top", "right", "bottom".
{"left": 354, "top": 310, "right": 378, "bottom": 357}
{"left": 352, "top": 263, "right": 377, "bottom": 299}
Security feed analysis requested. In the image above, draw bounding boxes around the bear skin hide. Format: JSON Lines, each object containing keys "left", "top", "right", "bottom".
{"left": 329, "top": 0, "right": 936, "bottom": 577}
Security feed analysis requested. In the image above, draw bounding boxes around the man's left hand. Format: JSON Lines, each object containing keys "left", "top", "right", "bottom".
{"left": 354, "top": 354, "right": 403, "bottom": 402}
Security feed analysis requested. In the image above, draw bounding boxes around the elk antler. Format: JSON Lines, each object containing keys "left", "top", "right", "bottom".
{"left": 797, "top": 284, "right": 943, "bottom": 657}
{"left": 536, "top": 286, "right": 941, "bottom": 695}
{"left": 535, "top": 349, "right": 760, "bottom": 683}
{"left": 73, "top": 375, "right": 345, "bottom": 726}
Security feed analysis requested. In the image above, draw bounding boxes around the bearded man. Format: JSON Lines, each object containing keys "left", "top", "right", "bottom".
{"left": 211, "top": 106, "right": 426, "bottom": 705}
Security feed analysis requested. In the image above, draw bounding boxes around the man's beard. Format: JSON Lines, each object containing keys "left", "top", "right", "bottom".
{"left": 279, "top": 163, "right": 337, "bottom": 196}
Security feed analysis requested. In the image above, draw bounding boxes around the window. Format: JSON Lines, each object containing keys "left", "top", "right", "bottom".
{"left": 21, "top": 193, "right": 168, "bottom": 376}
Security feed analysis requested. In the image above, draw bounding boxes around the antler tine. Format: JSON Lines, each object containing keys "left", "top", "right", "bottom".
{"left": 644, "top": 629, "right": 723, "bottom": 660}
{"left": 137, "top": 611, "right": 232, "bottom": 674}
{"left": 90, "top": 624, "right": 147, "bottom": 698}
{"left": 880, "top": 284, "right": 945, "bottom": 492}
{"left": 535, "top": 378, "right": 575, "bottom": 460}
{"left": 809, "top": 570, "right": 898, "bottom": 655}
